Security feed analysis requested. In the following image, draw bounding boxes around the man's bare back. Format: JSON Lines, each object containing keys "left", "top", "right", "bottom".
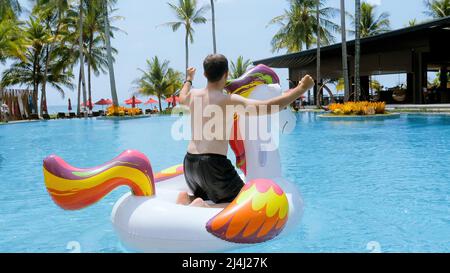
{"left": 187, "top": 88, "right": 234, "bottom": 156}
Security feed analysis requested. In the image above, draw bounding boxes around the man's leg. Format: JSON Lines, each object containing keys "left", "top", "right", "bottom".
{"left": 176, "top": 192, "right": 195, "bottom": 205}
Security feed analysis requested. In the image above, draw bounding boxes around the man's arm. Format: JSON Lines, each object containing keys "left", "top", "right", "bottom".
{"left": 230, "top": 75, "right": 315, "bottom": 115}
{"left": 179, "top": 67, "right": 196, "bottom": 106}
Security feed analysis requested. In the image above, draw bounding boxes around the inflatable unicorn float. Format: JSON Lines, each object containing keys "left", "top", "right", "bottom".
{"left": 43, "top": 65, "right": 304, "bottom": 252}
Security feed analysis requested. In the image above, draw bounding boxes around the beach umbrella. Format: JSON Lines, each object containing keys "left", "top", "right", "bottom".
{"left": 145, "top": 98, "right": 157, "bottom": 105}
{"left": 68, "top": 98, "right": 72, "bottom": 112}
{"left": 165, "top": 96, "right": 180, "bottom": 103}
{"left": 95, "top": 99, "right": 112, "bottom": 110}
{"left": 95, "top": 98, "right": 112, "bottom": 106}
{"left": 125, "top": 96, "right": 142, "bottom": 107}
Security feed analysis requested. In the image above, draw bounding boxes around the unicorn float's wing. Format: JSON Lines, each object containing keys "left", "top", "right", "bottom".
{"left": 206, "top": 179, "right": 289, "bottom": 244}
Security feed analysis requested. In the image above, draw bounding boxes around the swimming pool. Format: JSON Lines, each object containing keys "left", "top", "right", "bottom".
{"left": 0, "top": 113, "right": 449, "bottom": 253}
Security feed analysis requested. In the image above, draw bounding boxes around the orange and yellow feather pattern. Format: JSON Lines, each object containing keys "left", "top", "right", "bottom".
{"left": 206, "top": 179, "right": 289, "bottom": 244}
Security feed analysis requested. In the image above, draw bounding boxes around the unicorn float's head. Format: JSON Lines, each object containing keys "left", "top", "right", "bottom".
{"left": 225, "top": 64, "right": 297, "bottom": 181}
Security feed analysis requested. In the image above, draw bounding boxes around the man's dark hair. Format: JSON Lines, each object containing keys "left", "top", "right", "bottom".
{"left": 203, "top": 54, "right": 229, "bottom": 82}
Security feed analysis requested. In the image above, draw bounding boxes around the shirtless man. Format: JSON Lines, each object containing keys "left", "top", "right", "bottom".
{"left": 177, "top": 54, "right": 315, "bottom": 208}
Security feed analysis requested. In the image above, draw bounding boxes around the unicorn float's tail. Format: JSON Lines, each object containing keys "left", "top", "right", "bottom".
{"left": 43, "top": 150, "right": 156, "bottom": 210}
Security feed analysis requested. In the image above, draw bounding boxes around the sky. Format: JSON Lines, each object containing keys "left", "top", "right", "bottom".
{"left": 4, "top": 0, "right": 431, "bottom": 106}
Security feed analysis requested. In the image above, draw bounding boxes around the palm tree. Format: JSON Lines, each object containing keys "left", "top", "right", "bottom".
{"left": 84, "top": 0, "right": 121, "bottom": 112}
{"left": 269, "top": 0, "right": 339, "bottom": 53}
{"left": 354, "top": 0, "right": 361, "bottom": 101}
{"left": 230, "top": 56, "right": 252, "bottom": 79}
{"left": 33, "top": 0, "right": 71, "bottom": 116}
{"left": 350, "top": 2, "right": 390, "bottom": 38}
{"left": 135, "top": 56, "right": 183, "bottom": 112}
{"left": 97, "top": 0, "right": 120, "bottom": 111}
{"left": 424, "top": 0, "right": 450, "bottom": 18}
{"left": 408, "top": 19, "right": 418, "bottom": 27}
{"left": 1, "top": 17, "right": 74, "bottom": 111}
{"left": 0, "top": 18, "right": 25, "bottom": 63}
{"left": 77, "top": 0, "right": 88, "bottom": 116}
{"left": 165, "top": 0, "right": 208, "bottom": 71}
{"left": 316, "top": 0, "right": 321, "bottom": 106}
{"left": 1, "top": 49, "right": 74, "bottom": 101}
{"left": 0, "top": 0, "right": 21, "bottom": 20}
{"left": 340, "top": 0, "right": 350, "bottom": 101}
{"left": 210, "top": 0, "right": 217, "bottom": 53}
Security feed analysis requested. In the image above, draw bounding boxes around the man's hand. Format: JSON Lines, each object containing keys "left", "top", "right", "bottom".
{"left": 186, "top": 67, "right": 196, "bottom": 81}
{"left": 298, "top": 75, "right": 315, "bottom": 91}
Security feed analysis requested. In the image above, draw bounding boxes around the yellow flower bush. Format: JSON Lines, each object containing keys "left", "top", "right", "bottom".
{"left": 107, "top": 106, "right": 143, "bottom": 116}
{"left": 329, "top": 102, "right": 386, "bottom": 116}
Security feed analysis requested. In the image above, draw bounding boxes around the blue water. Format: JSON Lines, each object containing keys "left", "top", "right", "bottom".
{"left": 0, "top": 113, "right": 449, "bottom": 253}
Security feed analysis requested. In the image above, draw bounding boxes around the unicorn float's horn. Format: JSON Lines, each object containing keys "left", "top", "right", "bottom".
{"left": 43, "top": 150, "right": 156, "bottom": 210}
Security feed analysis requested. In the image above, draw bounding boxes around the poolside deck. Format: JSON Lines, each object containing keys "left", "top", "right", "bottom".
{"left": 386, "top": 104, "right": 450, "bottom": 112}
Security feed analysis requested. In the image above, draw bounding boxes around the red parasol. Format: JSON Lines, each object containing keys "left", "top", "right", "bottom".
{"left": 95, "top": 98, "right": 113, "bottom": 106}
{"left": 125, "top": 96, "right": 142, "bottom": 108}
{"left": 145, "top": 98, "right": 158, "bottom": 105}
{"left": 165, "top": 96, "right": 180, "bottom": 103}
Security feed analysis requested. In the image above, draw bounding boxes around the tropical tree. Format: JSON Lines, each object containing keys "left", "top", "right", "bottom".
{"left": 83, "top": 0, "right": 121, "bottom": 111}
{"left": 316, "top": 0, "right": 321, "bottom": 105}
{"left": 77, "top": 0, "right": 88, "bottom": 116}
{"left": 0, "top": 0, "right": 21, "bottom": 20}
{"left": 165, "top": 0, "right": 208, "bottom": 71}
{"left": 350, "top": 2, "right": 390, "bottom": 38}
{"left": 1, "top": 17, "right": 74, "bottom": 113}
{"left": 408, "top": 18, "right": 418, "bottom": 27}
{"left": 210, "top": 0, "right": 217, "bottom": 53}
{"left": 230, "top": 56, "right": 252, "bottom": 79}
{"left": 424, "top": 0, "right": 450, "bottom": 18}
{"left": 354, "top": 0, "right": 361, "bottom": 101}
{"left": 33, "top": 0, "right": 71, "bottom": 115}
{"left": 0, "top": 18, "right": 25, "bottom": 63}
{"left": 135, "top": 56, "right": 183, "bottom": 112}
{"left": 340, "top": 0, "right": 350, "bottom": 101}
{"left": 102, "top": 0, "right": 120, "bottom": 110}
{"left": 268, "top": 0, "right": 339, "bottom": 53}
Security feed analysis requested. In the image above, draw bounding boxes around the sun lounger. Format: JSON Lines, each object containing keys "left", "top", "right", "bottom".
{"left": 57, "top": 113, "right": 66, "bottom": 119}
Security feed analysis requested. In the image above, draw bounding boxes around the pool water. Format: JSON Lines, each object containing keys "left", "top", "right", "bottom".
{"left": 0, "top": 113, "right": 449, "bottom": 253}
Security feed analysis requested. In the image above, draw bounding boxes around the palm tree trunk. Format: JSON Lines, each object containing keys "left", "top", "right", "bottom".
{"left": 158, "top": 95, "right": 162, "bottom": 113}
{"left": 88, "top": 33, "right": 93, "bottom": 112}
{"left": 79, "top": 0, "right": 88, "bottom": 117}
{"left": 210, "top": 0, "right": 217, "bottom": 54}
{"left": 340, "top": 0, "right": 350, "bottom": 102}
{"left": 104, "top": 1, "right": 119, "bottom": 111}
{"left": 185, "top": 28, "right": 189, "bottom": 72}
{"left": 77, "top": 65, "right": 82, "bottom": 115}
{"left": 316, "top": 0, "right": 321, "bottom": 107}
{"left": 41, "top": 17, "right": 63, "bottom": 117}
{"left": 32, "top": 52, "right": 38, "bottom": 115}
{"left": 354, "top": 0, "right": 361, "bottom": 102}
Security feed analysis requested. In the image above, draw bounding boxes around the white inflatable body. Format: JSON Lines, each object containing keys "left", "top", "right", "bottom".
{"left": 111, "top": 83, "right": 303, "bottom": 253}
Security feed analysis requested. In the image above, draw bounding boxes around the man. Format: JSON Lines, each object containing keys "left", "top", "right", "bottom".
{"left": 177, "top": 54, "right": 315, "bottom": 208}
